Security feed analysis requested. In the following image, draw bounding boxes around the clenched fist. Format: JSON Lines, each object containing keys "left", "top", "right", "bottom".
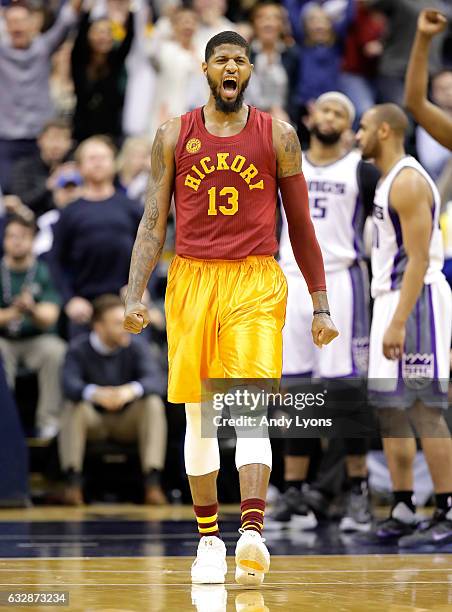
{"left": 417, "top": 9, "right": 447, "bottom": 38}
{"left": 124, "top": 301, "right": 150, "bottom": 334}
{"left": 311, "top": 313, "right": 339, "bottom": 348}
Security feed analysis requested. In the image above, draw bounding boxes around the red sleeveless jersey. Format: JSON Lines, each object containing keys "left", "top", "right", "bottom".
{"left": 174, "top": 106, "right": 278, "bottom": 259}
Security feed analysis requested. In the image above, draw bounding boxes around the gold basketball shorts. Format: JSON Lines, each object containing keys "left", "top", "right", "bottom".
{"left": 165, "top": 255, "right": 288, "bottom": 403}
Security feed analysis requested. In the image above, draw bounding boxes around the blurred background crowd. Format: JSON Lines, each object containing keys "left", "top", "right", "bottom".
{"left": 0, "top": 0, "right": 451, "bottom": 509}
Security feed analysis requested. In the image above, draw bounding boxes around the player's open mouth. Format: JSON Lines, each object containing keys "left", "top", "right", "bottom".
{"left": 221, "top": 78, "right": 238, "bottom": 99}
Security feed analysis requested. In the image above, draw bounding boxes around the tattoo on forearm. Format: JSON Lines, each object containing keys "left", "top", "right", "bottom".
{"left": 126, "top": 128, "right": 167, "bottom": 303}
{"left": 278, "top": 128, "right": 302, "bottom": 178}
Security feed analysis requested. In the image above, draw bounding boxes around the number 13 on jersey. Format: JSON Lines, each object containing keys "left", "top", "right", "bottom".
{"left": 208, "top": 186, "right": 239, "bottom": 216}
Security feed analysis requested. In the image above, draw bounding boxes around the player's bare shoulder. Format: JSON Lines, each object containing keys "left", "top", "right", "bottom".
{"left": 149, "top": 117, "right": 182, "bottom": 184}
{"left": 390, "top": 167, "right": 433, "bottom": 212}
{"left": 271, "top": 118, "right": 303, "bottom": 178}
{"left": 154, "top": 117, "right": 182, "bottom": 153}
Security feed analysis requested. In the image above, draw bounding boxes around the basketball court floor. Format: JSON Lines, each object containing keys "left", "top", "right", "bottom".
{"left": 0, "top": 505, "right": 451, "bottom": 611}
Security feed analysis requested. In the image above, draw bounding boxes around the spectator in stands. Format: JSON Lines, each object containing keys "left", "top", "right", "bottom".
{"left": 116, "top": 137, "right": 151, "bottom": 204}
{"left": 0, "top": 192, "right": 34, "bottom": 227}
{"left": 0, "top": 216, "right": 65, "bottom": 439}
{"left": 364, "top": 0, "right": 450, "bottom": 107}
{"left": 339, "top": 0, "right": 385, "bottom": 127}
{"left": 59, "top": 294, "right": 167, "bottom": 506}
{"left": 50, "top": 136, "right": 141, "bottom": 337}
{"left": 148, "top": 7, "right": 203, "bottom": 137}
{"left": 416, "top": 70, "right": 452, "bottom": 181}
{"left": 71, "top": 2, "right": 134, "bottom": 143}
{"left": 34, "top": 163, "right": 83, "bottom": 258}
{"left": 121, "top": 1, "right": 156, "bottom": 137}
{"left": 246, "top": 1, "right": 300, "bottom": 123}
{"left": 10, "top": 119, "right": 73, "bottom": 218}
{"left": 0, "top": 0, "right": 81, "bottom": 193}
{"left": 192, "top": 0, "right": 235, "bottom": 53}
{"left": 284, "top": 0, "right": 351, "bottom": 42}
{"left": 296, "top": 0, "right": 355, "bottom": 115}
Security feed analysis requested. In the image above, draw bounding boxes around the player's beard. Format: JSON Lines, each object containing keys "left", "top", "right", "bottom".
{"left": 360, "top": 137, "right": 380, "bottom": 161}
{"left": 207, "top": 74, "right": 250, "bottom": 113}
{"left": 311, "top": 124, "right": 342, "bottom": 146}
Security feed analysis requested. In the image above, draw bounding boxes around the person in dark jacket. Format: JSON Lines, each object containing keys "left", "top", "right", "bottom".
{"left": 71, "top": 5, "right": 134, "bottom": 143}
{"left": 296, "top": 0, "right": 355, "bottom": 112}
{"left": 49, "top": 135, "right": 142, "bottom": 337}
{"left": 10, "top": 119, "right": 73, "bottom": 218}
{"left": 58, "top": 294, "right": 167, "bottom": 506}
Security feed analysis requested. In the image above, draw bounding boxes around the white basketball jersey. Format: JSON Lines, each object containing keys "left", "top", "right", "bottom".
{"left": 371, "top": 156, "right": 444, "bottom": 298}
{"left": 279, "top": 150, "right": 365, "bottom": 275}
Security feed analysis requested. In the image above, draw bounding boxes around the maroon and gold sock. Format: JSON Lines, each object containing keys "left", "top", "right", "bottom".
{"left": 194, "top": 502, "right": 219, "bottom": 537}
{"left": 240, "top": 498, "right": 266, "bottom": 535}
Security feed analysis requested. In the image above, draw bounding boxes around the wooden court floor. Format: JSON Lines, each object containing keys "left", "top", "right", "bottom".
{"left": 0, "top": 506, "right": 451, "bottom": 611}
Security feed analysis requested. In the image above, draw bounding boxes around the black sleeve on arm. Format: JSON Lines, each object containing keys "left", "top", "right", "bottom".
{"left": 357, "top": 159, "right": 380, "bottom": 217}
{"left": 112, "top": 11, "right": 135, "bottom": 66}
{"left": 71, "top": 11, "right": 90, "bottom": 88}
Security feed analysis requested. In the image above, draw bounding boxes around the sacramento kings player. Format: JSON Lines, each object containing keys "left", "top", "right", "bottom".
{"left": 272, "top": 93, "right": 379, "bottom": 533}
{"left": 357, "top": 104, "right": 452, "bottom": 548}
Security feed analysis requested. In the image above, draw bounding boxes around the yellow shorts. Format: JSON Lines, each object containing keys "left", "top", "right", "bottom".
{"left": 165, "top": 255, "right": 288, "bottom": 403}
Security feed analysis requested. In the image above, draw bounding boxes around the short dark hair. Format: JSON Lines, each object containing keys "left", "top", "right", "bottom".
{"left": 39, "top": 118, "right": 72, "bottom": 137}
{"left": 372, "top": 103, "right": 409, "bottom": 136}
{"left": 205, "top": 31, "right": 250, "bottom": 63}
{"left": 6, "top": 1, "right": 31, "bottom": 13}
{"left": 92, "top": 294, "right": 123, "bottom": 323}
{"left": 4, "top": 215, "right": 37, "bottom": 236}
{"left": 250, "top": 1, "right": 282, "bottom": 23}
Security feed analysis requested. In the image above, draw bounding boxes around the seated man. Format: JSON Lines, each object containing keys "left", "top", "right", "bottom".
{"left": 10, "top": 119, "right": 73, "bottom": 218}
{"left": 0, "top": 215, "right": 65, "bottom": 439}
{"left": 59, "top": 294, "right": 167, "bottom": 506}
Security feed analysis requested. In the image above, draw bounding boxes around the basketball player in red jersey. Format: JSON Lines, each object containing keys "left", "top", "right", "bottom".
{"left": 405, "top": 9, "right": 452, "bottom": 150}
{"left": 124, "top": 31, "right": 338, "bottom": 586}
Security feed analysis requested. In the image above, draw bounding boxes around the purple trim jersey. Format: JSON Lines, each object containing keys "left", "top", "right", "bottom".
{"left": 371, "top": 156, "right": 444, "bottom": 298}
{"left": 279, "top": 150, "right": 365, "bottom": 275}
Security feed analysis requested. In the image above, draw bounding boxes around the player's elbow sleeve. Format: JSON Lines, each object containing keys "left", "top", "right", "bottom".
{"left": 279, "top": 173, "right": 326, "bottom": 293}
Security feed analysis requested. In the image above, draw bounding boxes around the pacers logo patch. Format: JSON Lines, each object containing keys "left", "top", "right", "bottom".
{"left": 186, "top": 138, "right": 201, "bottom": 154}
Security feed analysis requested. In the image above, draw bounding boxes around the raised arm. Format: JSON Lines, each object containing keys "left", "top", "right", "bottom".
{"left": 382, "top": 169, "right": 433, "bottom": 360}
{"left": 41, "top": 0, "right": 82, "bottom": 56}
{"left": 404, "top": 9, "right": 452, "bottom": 151}
{"left": 333, "top": 0, "right": 356, "bottom": 41}
{"left": 273, "top": 118, "right": 338, "bottom": 347}
{"left": 124, "top": 118, "right": 180, "bottom": 334}
{"left": 113, "top": 11, "right": 135, "bottom": 64}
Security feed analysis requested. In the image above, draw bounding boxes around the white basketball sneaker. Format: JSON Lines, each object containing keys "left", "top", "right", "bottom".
{"left": 235, "top": 529, "right": 270, "bottom": 586}
{"left": 191, "top": 536, "right": 227, "bottom": 584}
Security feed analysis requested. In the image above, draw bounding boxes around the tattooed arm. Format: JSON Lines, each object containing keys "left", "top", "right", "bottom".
{"left": 273, "top": 119, "right": 338, "bottom": 347}
{"left": 124, "top": 118, "right": 180, "bottom": 333}
{"left": 272, "top": 118, "right": 303, "bottom": 178}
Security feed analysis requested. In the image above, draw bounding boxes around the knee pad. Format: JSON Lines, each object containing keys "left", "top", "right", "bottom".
{"left": 184, "top": 403, "right": 220, "bottom": 476}
{"left": 235, "top": 436, "right": 272, "bottom": 470}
